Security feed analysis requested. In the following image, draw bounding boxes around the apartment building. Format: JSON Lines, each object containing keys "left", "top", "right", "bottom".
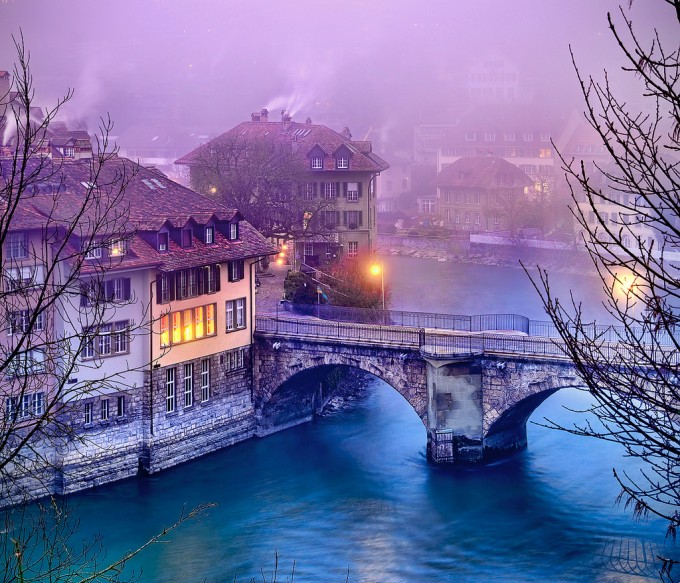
{"left": 1, "top": 155, "right": 277, "bottom": 498}
{"left": 176, "top": 109, "right": 389, "bottom": 267}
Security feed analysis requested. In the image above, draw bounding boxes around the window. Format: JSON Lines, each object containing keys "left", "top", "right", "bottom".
{"left": 158, "top": 232, "right": 169, "bottom": 252}
{"left": 159, "top": 273, "right": 171, "bottom": 303}
{"left": 539, "top": 148, "right": 552, "bottom": 158}
{"left": 347, "top": 210, "right": 361, "bottom": 228}
{"left": 117, "top": 395, "right": 126, "bottom": 417}
{"left": 81, "top": 278, "right": 131, "bottom": 306}
{"left": 540, "top": 133, "right": 551, "bottom": 142}
{"left": 225, "top": 347, "right": 247, "bottom": 372}
{"left": 8, "top": 310, "right": 45, "bottom": 335}
{"left": 205, "top": 226, "right": 214, "bottom": 244}
{"left": 6, "top": 232, "right": 28, "bottom": 259}
{"left": 455, "top": 211, "right": 460, "bottom": 224}
{"left": 82, "top": 321, "right": 130, "bottom": 359}
{"left": 324, "top": 183, "right": 337, "bottom": 199}
{"left": 304, "top": 242, "right": 314, "bottom": 258}
{"left": 160, "top": 305, "right": 217, "bottom": 347}
{"left": 303, "top": 183, "right": 316, "bottom": 200}
{"left": 475, "top": 213, "right": 481, "bottom": 225}
{"left": 184, "top": 363, "right": 194, "bottom": 408}
{"left": 465, "top": 132, "right": 476, "bottom": 141}
{"left": 503, "top": 132, "right": 515, "bottom": 142}
{"left": 188, "top": 269, "right": 199, "bottom": 296}
{"left": 323, "top": 210, "right": 338, "bottom": 227}
{"left": 84, "top": 402, "right": 93, "bottom": 424}
{"left": 347, "top": 241, "right": 358, "bottom": 258}
{"left": 228, "top": 260, "right": 244, "bottom": 282}
{"left": 347, "top": 182, "right": 359, "bottom": 202}
{"left": 109, "top": 239, "right": 127, "bottom": 257}
{"left": 201, "top": 359, "right": 210, "bottom": 402}
{"left": 181, "top": 229, "right": 192, "bottom": 248}
{"left": 166, "top": 368, "right": 176, "bottom": 413}
{"left": 8, "top": 349, "right": 45, "bottom": 376}
{"left": 311, "top": 156, "right": 323, "bottom": 169}
{"left": 484, "top": 132, "right": 496, "bottom": 142}
{"left": 336, "top": 156, "right": 349, "bottom": 169}
{"left": 64, "top": 146, "right": 75, "bottom": 158}
{"left": 101, "top": 399, "right": 109, "bottom": 421}
{"left": 3, "top": 265, "right": 45, "bottom": 291}
{"left": 225, "top": 298, "right": 247, "bottom": 331}
{"left": 522, "top": 132, "right": 534, "bottom": 142}
{"left": 205, "top": 265, "right": 217, "bottom": 293}
{"left": 228, "top": 222, "right": 239, "bottom": 241}
{"left": 85, "top": 245, "right": 103, "bottom": 260}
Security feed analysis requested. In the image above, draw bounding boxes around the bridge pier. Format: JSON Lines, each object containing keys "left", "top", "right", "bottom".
{"left": 425, "top": 357, "right": 485, "bottom": 464}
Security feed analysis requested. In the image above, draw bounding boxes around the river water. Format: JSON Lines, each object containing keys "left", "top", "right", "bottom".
{"left": 67, "top": 256, "right": 671, "bottom": 582}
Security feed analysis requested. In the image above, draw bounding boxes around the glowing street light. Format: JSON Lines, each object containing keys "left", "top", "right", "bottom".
{"left": 370, "top": 260, "right": 385, "bottom": 311}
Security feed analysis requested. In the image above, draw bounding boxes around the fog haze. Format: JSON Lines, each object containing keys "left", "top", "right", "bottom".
{"left": 0, "top": 0, "right": 672, "bottom": 150}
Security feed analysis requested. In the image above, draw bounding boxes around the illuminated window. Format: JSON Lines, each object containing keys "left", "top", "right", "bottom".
{"left": 183, "top": 309, "right": 193, "bottom": 342}
{"left": 172, "top": 312, "right": 182, "bottom": 344}
{"left": 109, "top": 239, "right": 127, "bottom": 256}
{"left": 160, "top": 314, "right": 170, "bottom": 347}
{"left": 195, "top": 306, "right": 205, "bottom": 339}
{"left": 206, "top": 304, "right": 215, "bottom": 335}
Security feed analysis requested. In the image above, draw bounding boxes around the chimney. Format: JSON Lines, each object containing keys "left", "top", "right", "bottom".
{"left": 260, "top": 108, "right": 269, "bottom": 122}
{"left": 251, "top": 112, "right": 261, "bottom": 122}
{"left": 281, "top": 110, "right": 292, "bottom": 123}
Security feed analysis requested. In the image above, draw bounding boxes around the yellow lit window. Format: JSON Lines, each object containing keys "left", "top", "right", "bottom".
{"left": 172, "top": 312, "right": 182, "bottom": 344}
{"left": 206, "top": 304, "right": 215, "bottom": 335}
{"left": 160, "top": 314, "right": 169, "bottom": 347}
{"left": 195, "top": 306, "right": 204, "bottom": 339}
{"left": 183, "top": 309, "right": 193, "bottom": 342}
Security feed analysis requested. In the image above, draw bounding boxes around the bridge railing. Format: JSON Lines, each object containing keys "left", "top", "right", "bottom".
{"left": 278, "top": 302, "right": 678, "bottom": 346}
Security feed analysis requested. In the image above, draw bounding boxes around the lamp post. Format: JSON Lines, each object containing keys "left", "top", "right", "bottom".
{"left": 370, "top": 260, "right": 385, "bottom": 312}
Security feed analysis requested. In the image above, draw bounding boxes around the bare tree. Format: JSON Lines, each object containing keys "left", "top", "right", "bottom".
{"left": 0, "top": 36, "right": 208, "bottom": 582}
{"left": 188, "top": 131, "right": 338, "bottom": 242}
{"left": 528, "top": 1, "right": 680, "bottom": 576}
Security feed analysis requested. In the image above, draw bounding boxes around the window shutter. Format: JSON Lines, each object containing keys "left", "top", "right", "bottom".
{"left": 358, "top": 182, "right": 363, "bottom": 197}
{"left": 124, "top": 278, "right": 131, "bottom": 301}
{"left": 343, "top": 182, "right": 348, "bottom": 197}
{"left": 320, "top": 182, "right": 325, "bottom": 197}
{"left": 155, "top": 274, "right": 163, "bottom": 304}
{"left": 197, "top": 267, "right": 205, "bottom": 295}
{"left": 105, "top": 280, "right": 114, "bottom": 301}
{"left": 335, "top": 182, "right": 340, "bottom": 197}
{"left": 336, "top": 211, "right": 340, "bottom": 225}
{"left": 81, "top": 283, "right": 90, "bottom": 307}
{"left": 227, "top": 261, "right": 234, "bottom": 282}
{"left": 215, "top": 265, "right": 221, "bottom": 291}
{"left": 239, "top": 260, "right": 245, "bottom": 280}
{"left": 359, "top": 211, "right": 363, "bottom": 226}
{"left": 168, "top": 273, "right": 176, "bottom": 302}
{"left": 342, "top": 211, "right": 348, "bottom": 226}
{"left": 313, "top": 183, "right": 318, "bottom": 197}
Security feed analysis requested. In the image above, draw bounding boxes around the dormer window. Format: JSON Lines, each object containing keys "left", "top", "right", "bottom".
{"left": 311, "top": 156, "right": 323, "bottom": 169}
{"left": 336, "top": 156, "right": 349, "bottom": 169}
{"left": 181, "top": 229, "right": 193, "bottom": 248}
{"left": 228, "top": 222, "right": 239, "bottom": 241}
{"left": 64, "top": 146, "right": 75, "bottom": 158}
{"left": 205, "top": 226, "right": 214, "bottom": 245}
{"left": 109, "top": 239, "right": 127, "bottom": 257}
{"left": 158, "top": 232, "right": 169, "bottom": 252}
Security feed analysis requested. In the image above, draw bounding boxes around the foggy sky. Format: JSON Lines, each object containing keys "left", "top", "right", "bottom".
{"left": 0, "top": 0, "right": 674, "bottom": 151}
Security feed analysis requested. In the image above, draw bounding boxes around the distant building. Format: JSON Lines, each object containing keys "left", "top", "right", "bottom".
{"left": 176, "top": 109, "right": 389, "bottom": 267}
{"left": 434, "top": 156, "right": 532, "bottom": 233}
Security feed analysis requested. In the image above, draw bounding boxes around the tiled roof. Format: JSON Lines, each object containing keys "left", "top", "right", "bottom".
{"left": 176, "top": 117, "right": 390, "bottom": 173}
{"left": 435, "top": 156, "right": 533, "bottom": 189}
{"left": 1, "top": 156, "right": 278, "bottom": 273}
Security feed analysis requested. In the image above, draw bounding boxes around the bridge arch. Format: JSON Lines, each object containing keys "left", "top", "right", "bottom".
{"left": 253, "top": 336, "right": 428, "bottom": 437}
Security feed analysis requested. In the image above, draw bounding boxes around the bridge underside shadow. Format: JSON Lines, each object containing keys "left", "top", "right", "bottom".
{"left": 256, "top": 365, "right": 358, "bottom": 436}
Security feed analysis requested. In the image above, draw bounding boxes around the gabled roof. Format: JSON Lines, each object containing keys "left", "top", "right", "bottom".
{"left": 1, "top": 156, "right": 278, "bottom": 273}
{"left": 435, "top": 156, "right": 532, "bottom": 189}
{"left": 176, "top": 116, "right": 390, "bottom": 173}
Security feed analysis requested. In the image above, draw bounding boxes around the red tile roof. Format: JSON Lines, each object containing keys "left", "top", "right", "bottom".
{"left": 176, "top": 117, "right": 389, "bottom": 173}
{"left": 1, "top": 156, "right": 278, "bottom": 274}
{"left": 435, "top": 156, "right": 533, "bottom": 189}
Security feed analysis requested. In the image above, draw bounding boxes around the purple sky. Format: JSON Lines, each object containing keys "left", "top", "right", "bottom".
{"left": 0, "top": 0, "right": 673, "bottom": 149}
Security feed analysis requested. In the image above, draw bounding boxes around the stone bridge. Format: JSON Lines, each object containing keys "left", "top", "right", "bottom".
{"left": 253, "top": 316, "right": 583, "bottom": 464}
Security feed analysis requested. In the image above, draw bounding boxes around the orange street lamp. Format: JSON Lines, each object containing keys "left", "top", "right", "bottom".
{"left": 370, "top": 260, "right": 385, "bottom": 311}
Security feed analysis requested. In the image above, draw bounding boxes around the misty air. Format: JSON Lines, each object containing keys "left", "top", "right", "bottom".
{"left": 1, "top": 0, "right": 679, "bottom": 581}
